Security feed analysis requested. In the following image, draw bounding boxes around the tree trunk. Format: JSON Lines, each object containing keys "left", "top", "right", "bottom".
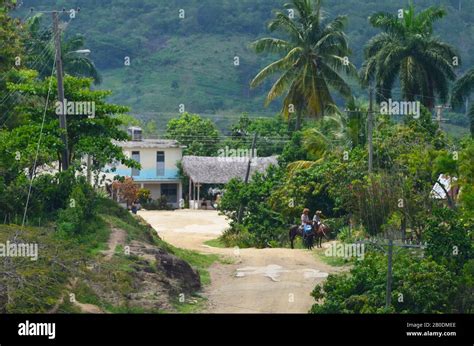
{"left": 295, "top": 111, "right": 301, "bottom": 131}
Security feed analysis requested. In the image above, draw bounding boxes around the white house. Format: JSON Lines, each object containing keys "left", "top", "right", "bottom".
{"left": 107, "top": 127, "right": 185, "bottom": 208}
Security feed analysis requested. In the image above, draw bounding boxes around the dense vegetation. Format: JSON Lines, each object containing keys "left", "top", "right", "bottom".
{"left": 1, "top": 0, "right": 473, "bottom": 314}
{"left": 14, "top": 0, "right": 474, "bottom": 133}
{"left": 0, "top": 0, "right": 213, "bottom": 313}
{"left": 214, "top": 1, "right": 473, "bottom": 313}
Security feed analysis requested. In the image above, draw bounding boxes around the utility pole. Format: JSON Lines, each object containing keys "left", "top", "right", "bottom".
{"left": 367, "top": 86, "right": 374, "bottom": 173}
{"left": 244, "top": 133, "right": 258, "bottom": 184}
{"left": 87, "top": 155, "right": 92, "bottom": 184}
{"left": 385, "top": 239, "right": 393, "bottom": 309}
{"left": 237, "top": 133, "right": 258, "bottom": 223}
{"left": 53, "top": 11, "right": 69, "bottom": 171}
{"left": 434, "top": 105, "right": 450, "bottom": 129}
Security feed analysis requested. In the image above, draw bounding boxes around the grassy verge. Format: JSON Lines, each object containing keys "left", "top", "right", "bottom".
{"left": 1, "top": 198, "right": 223, "bottom": 313}
{"left": 172, "top": 294, "right": 207, "bottom": 313}
{"left": 102, "top": 200, "right": 222, "bottom": 287}
{"left": 314, "top": 245, "right": 352, "bottom": 267}
{"left": 203, "top": 238, "right": 227, "bottom": 248}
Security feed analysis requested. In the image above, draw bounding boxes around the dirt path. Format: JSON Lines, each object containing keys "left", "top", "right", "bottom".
{"left": 101, "top": 227, "right": 127, "bottom": 261}
{"left": 139, "top": 209, "right": 341, "bottom": 313}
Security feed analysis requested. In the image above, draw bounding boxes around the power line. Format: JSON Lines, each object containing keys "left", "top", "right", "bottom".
{"left": 21, "top": 51, "right": 57, "bottom": 228}
{"left": 0, "top": 37, "right": 55, "bottom": 106}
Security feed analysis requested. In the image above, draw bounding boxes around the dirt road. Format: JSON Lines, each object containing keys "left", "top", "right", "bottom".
{"left": 139, "top": 209, "right": 340, "bottom": 313}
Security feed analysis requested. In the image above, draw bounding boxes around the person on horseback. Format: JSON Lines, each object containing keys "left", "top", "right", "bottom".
{"left": 300, "top": 208, "right": 311, "bottom": 229}
{"left": 300, "top": 208, "right": 313, "bottom": 244}
{"left": 313, "top": 210, "right": 323, "bottom": 228}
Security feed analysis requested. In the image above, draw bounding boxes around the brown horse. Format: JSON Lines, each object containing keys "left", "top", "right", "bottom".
{"left": 289, "top": 222, "right": 330, "bottom": 249}
{"left": 314, "top": 223, "right": 330, "bottom": 248}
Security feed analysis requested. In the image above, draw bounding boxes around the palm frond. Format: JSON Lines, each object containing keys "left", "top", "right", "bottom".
{"left": 451, "top": 68, "right": 474, "bottom": 107}
{"left": 250, "top": 56, "right": 293, "bottom": 88}
{"left": 369, "top": 12, "right": 404, "bottom": 36}
{"left": 251, "top": 38, "right": 292, "bottom": 55}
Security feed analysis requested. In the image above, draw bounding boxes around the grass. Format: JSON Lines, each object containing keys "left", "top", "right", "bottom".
{"left": 172, "top": 294, "right": 207, "bottom": 314}
{"left": 314, "top": 242, "right": 353, "bottom": 267}
{"left": 204, "top": 238, "right": 227, "bottom": 248}
{"left": 315, "top": 249, "right": 350, "bottom": 267}
{"left": 1, "top": 197, "right": 223, "bottom": 313}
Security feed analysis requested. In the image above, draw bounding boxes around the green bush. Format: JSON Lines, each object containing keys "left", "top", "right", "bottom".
{"left": 142, "top": 196, "right": 173, "bottom": 210}
{"left": 424, "top": 208, "right": 473, "bottom": 273}
{"left": 137, "top": 188, "right": 151, "bottom": 204}
{"left": 454, "top": 260, "right": 474, "bottom": 313}
{"left": 219, "top": 165, "right": 286, "bottom": 248}
{"left": 311, "top": 251, "right": 458, "bottom": 314}
{"left": 57, "top": 181, "right": 97, "bottom": 236}
{"left": 220, "top": 224, "right": 254, "bottom": 248}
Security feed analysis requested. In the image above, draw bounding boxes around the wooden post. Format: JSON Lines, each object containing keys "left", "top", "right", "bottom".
{"left": 385, "top": 239, "right": 393, "bottom": 309}
{"left": 53, "top": 11, "right": 69, "bottom": 171}
{"left": 192, "top": 179, "right": 195, "bottom": 209}
{"left": 197, "top": 183, "right": 200, "bottom": 209}
{"left": 188, "top": 178, "right": 192, "bottom": 209}
{"left": 237, "top": 133, "right": 258, "bottom": 223}
{"left": 368, "top": 86, "right": 374, "bottom": 174}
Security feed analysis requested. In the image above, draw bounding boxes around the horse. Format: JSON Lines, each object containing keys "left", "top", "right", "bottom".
{"left": 289, "top": 222, "right": 330, "bottom": 249}
{"left": 314, "top": 223, "right": 330, "bottom": 248}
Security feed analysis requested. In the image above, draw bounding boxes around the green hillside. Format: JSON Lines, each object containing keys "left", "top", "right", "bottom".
{"left": 15, "top": 0, "right": 474, "bottom": 129}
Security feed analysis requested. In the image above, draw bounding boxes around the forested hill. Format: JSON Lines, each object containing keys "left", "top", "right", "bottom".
{"left": 15, "top": 0, "right": 474, "bottom": 128}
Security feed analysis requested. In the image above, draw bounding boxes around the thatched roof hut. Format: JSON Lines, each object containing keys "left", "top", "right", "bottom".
{"left": 182, "top": 155, "right": 278, "bottom": 208}
{"left": 182, "top": 155, "right": 278, "bottom": 184}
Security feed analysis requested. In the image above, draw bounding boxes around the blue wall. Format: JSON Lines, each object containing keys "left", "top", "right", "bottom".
{"left": 114, "top": 168, "right": 180, "bottom": 181}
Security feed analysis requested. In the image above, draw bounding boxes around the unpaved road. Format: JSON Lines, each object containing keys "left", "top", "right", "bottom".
{"left": 139, "top": 209, "right": 341, "bottom": 313}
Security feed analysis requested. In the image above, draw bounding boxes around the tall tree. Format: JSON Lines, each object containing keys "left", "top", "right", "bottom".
{"left": 165, "top": 112, "right": 220, "bottom": 156}
{"left": 250, "top": 0, "right": 356, "bottom": 130}
{"left": 360, "top": 3, "right": 458, "bottom": 109}
{"left": 7, "top": 72, "right": 132, "bottom": 170}
{"left": 0, "top": 0, "right": 22, "bottom": 73}
{"left": 451, "top": 67, "right": 474, "bottom": 137}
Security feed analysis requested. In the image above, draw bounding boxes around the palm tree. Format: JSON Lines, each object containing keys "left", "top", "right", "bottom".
{"left": 25, "top": 14, "right": 102, "bottom": 84}
{"left": 451, "top": 67, "right": 474, "bottom": 137}
{"left": 360, "top": 2, "right": 458, "bottom": 109}
{"left": 286, "top": 109, "right": 349, "bottom": 173}
{"left": 250, "top": 0, "right": 356, "bottom": 130}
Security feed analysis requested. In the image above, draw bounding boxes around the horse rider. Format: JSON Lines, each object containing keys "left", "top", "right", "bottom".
{"left": 313, "top": 210, "right": 323, "bottom": 228}
{"left": 301, "top": 208, "right": 311, "bottom": 229}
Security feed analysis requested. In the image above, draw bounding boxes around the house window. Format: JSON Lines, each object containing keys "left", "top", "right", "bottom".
{"left": 131, "top": 151, "right": 140, "bottom": 176}
{"left": 161, "top": 183, "right": 177, "bottom": 204}
{"left": 156, "top": 151, "right": 165, "bottom": 176}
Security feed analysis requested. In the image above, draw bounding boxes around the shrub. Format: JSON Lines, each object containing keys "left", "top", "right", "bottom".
{"left": 218, "top": 165, "right": 286, "bottom": 248}
{"left": 424, "top": 208, "right": 473, "bottom": 273}
{"left": 57, "top": 182, "right": 97, "bottom": 236}
{"left": 142, "top": 196, "right": 173, "bottom": 210}
{"left": 311, "top": 251, "right": 458, "bottom": 314}
{"left": 220, "top": 225, "right": 254, "bottom": 248}
{"left": 137, "top": 188, "right": 151, "bottom": 204}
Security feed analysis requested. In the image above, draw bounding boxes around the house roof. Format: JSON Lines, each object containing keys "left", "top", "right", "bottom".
{"left": 113, "top": 139, "right": 184, "bottom": 149}
{"left": 430, "top": 174, "right": 458, "bottom": 199}
{"left": 182, "top": 155, "right": 278, "bottom": 184}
